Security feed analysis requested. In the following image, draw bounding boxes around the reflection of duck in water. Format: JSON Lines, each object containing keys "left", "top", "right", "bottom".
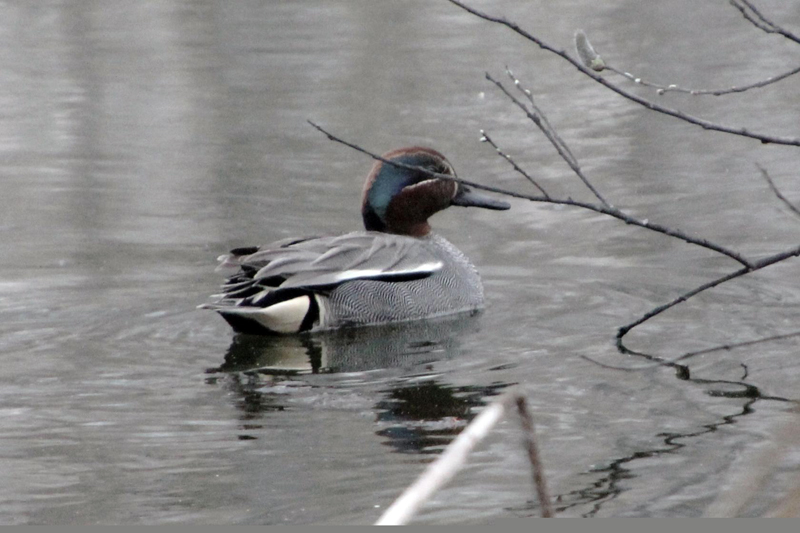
{"left": 200, "top": 147, "right": 509, "bottom": 335}
{"left": 210, "top": 313, "right": 483, "bottom": 375}
{"left": 209, "top": 314, "right": 512, "bottom": 455}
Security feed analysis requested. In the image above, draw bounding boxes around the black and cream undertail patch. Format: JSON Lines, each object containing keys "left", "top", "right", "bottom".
{"left": 217, "top": 290, "right": 322, "bottom": 335}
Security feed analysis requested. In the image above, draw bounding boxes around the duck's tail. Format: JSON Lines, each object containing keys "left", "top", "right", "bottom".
{"left": 199, "top": 291, "right": 323, "bottom": 335}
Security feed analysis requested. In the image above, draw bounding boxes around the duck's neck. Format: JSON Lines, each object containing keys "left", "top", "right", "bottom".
{"left": 388, "top": 222, "right": 431, "bottom": 238}
{"left": 362, "top": 198, "right": 433, "bottom": 237}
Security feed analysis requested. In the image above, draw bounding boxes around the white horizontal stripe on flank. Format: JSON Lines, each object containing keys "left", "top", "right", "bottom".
{"left": 329, "top": 261, "right": 443, "bottom": 283}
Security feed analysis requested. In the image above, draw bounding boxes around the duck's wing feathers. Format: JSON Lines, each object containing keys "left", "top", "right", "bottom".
{"left": 214, "top": 232, "right": 442, "bottom": 296}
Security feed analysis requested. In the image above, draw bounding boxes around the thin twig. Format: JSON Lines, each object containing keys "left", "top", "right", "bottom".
{"left": 576, "top": 26, "right": 800, "bottom": 96}
{"left": 617, "top": 267, "right": 750, "bottom": 343}
{"left": 375, "top": 390, "right": 551, "bottom": 525}
{"left": 486, "top": 72, "right": 612, "bottom": 208}
{"left": 506, "top": 67, "right": 578, "bottom": 166}
{"left": 479, "top": 130, "right": 550, "bottom": 197}
{"left": 308, "top": 120, "right": 533, "bottom": 200}
{"left": 483, "top": 72, "right": 755, "bottom": 266}
{"left": 731, "top": 0, "right": 777, "bottom": 34}
{"left": 758, "top": 164, "right": 800, "bottom": 218}
{"left": 617, "top": 244, "right": 800, "bottom": 351}
{"left": 447, "top": 0, "right": 800, "bottom": 147}
{"left": 605, "top": 63, "right": 800, "bottom": 96}
{"left": 514, "top": 395, "right": 554, "bottom": 517}
{"left": 308, "top": 121, "right": 754, "bottom": 268}
{"left": 375, "top": 396, "right": 508, "bottom": 525}
{"left": 732, "top": 0, "right": 800, "bottom": 45}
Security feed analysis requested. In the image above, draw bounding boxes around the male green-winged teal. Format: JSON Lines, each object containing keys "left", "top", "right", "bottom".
{"left": 200, "top": 147, "right": 510, "bottom": 335}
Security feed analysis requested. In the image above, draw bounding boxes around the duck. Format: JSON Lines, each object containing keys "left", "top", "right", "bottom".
{"left": 200, "top": 146, "right": 510, "bottom": 335}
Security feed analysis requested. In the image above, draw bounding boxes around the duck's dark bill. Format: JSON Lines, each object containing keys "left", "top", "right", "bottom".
{"left": 451, "top": 185, "right": 511, "bottom": 210}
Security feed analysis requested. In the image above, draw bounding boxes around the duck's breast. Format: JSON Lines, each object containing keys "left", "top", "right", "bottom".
{"left": 321, "top": 234, "right": 484, "bottom": 328}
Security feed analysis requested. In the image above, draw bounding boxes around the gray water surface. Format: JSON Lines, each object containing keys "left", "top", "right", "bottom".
{"left": 2, "top": 0, "right": 800, "bottom": 524}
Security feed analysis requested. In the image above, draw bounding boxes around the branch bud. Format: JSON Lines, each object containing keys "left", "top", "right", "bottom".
{"left": 575, "top": 30, "right": 605, "bottom": 71}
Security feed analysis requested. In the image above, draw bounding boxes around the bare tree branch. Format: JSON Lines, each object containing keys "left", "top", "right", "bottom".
{"left": 479, "top": 130, "right": 550, "bottom": 198}
{"left": 575, "top": 29, "right": 800, "bottom": 97}
{"left": 731, "top": 0, "right": 777, "bottom": 34}
{"left": 446, "top": 0, "right": 800, "bottom": 147}
{"left": 308, "top": 120, "right": 536, "bottom": 200}
{"left": 312, "top": 105, "right": 800, "bottom": 361}
{"left": 604, "top": 63, "right": 800, "bottom": 96}
{"left": 485, "top": 72, "right": 611, "bottom": 208}
{"left": 446, "top": 1, "right": 800, "bottom": 363}
{"left": 618, "top": 266, "right": 750, "bottom": 343}
{"left": 732, "top": 0, "right": 800, "bottom": 45}
{"left": 308, "top": 121, "right": 754, "bottom": 268}
{"left": 506, "top": 67, "right": 578, "bottom": 166}
{"left": 616, "top": 244, "right": 800, "bottom": 352}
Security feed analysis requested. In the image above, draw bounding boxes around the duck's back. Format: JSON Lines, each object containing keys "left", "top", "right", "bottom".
{"left": 324, "top": 234, "right": 484, "bottom": 328}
